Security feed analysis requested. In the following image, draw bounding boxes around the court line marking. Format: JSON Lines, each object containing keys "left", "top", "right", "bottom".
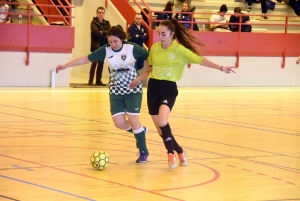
{"left": 12, "top": 165, "right": 34, "bottom": 171}
{"left": 1, "top": 88, "right": 300, "bottom": 93}
{"left": 172, "top": 113, "right": 300, "bottom": 137}
{"left": 0, "top": 154, "right": 185, "bottom": 201}
{"left": 0, "top": 174, "right": 96, "bottom": 201}
{"left": 0, "top": 104, "right": 109, "bottom": 124}
{"left": 0, "top": 195, "right": 20, "bottom": 201}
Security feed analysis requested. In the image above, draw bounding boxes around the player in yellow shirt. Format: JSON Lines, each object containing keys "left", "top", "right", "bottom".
{"left": 130, "top": 18, "right": 236, "bottom": 169}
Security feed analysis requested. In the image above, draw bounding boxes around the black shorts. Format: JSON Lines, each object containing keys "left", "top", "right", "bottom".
{"left": 147, "top": 78, "right": 178, "bottom": 115}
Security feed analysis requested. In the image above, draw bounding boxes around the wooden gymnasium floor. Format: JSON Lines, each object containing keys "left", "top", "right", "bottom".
{"left": 0, "top": 87, "right": 300, "bottom": 201}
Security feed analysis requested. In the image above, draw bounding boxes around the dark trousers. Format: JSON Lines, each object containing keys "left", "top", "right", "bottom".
{"left": 89, "top": 61, "right": 104, "bottom": 83}
{"left": 247, "top": 0, "right": 268, "bottom": 13}
{"left": 289, "top": 0, "right": 300, "bottom": 16}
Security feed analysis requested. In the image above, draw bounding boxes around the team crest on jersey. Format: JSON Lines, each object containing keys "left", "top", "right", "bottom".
{"left": 121, "top": 54, "right": 127, "bottom": 61}
{"left": 168, "top": 52, "right": 176, "bottom": 60}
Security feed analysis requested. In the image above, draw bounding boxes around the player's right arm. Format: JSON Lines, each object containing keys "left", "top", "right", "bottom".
{"left": 56, "top": 56, "right": 90, "bottom": 73}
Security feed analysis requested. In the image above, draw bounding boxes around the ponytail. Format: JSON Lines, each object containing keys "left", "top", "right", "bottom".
{"left": 161, "top": 18, "right": 204, "bottom": 56}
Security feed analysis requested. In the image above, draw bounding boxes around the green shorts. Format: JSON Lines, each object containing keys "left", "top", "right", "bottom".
{"left": 110, "top": 92, "right": 143, "bottom": 117}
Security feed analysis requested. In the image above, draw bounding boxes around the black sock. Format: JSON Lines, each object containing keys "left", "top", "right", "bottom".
{"left": 160, "top": 123, "right": 183, "bottom": 154}
{"left": 160, "top": 123, "right": 174, "bottom": 154}
{"left": 173, "top": 137, "right": 183, "bottom": 154}
{"left": 158, "top": 129, "right": 182, "bottom": 154}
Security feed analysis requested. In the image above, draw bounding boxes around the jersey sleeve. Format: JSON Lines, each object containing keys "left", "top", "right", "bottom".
{"left": 178, "top": 45, "right": 203, "bottom": 65}
{"left": 87, "top": 46, "right": 106, "bottom": 62}
{"left": 132, "top": 43, "right": 149, "bottom": 61}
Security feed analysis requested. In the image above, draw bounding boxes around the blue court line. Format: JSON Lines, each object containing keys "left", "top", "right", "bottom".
{"left": 12, "top": 165, "right": 34, "bottom": 171}
{"left": 0, "top": 174, "right": 96, "bottom": 201}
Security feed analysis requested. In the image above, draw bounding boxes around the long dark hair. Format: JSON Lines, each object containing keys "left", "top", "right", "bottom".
{"left": 164, "top": 1, "right": 174, "bottom": 11}
{"left": 160, "top": 18, "right": 204, "bottom": 55}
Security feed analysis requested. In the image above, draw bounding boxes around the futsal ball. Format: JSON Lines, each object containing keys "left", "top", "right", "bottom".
{"left": 90, "top": 151, "right": 109, "bottom": 171}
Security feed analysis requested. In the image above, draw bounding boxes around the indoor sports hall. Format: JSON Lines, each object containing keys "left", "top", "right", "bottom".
{"left": 0, "top": 0, "right": 300, "bottom": 200}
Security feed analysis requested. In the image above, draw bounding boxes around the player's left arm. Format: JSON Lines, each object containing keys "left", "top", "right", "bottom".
{"left": 201, "top": 58, "right": 236, "bottom": 73}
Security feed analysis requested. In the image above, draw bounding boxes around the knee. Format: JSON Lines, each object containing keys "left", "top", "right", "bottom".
{"left": 128, "top": 119, "right": 142, "bottom": 130}
{"left": 113, "top": 120, "right": 125, "bottom": 129}
{"left": 158, "top": 120, "right": 168, "bottom": 127}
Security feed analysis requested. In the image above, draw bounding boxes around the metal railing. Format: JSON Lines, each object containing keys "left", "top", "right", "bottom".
{"left": 0, "top": 1, "right": 75, "bottom": 65}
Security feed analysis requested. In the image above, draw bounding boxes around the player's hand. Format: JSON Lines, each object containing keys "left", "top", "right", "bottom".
{"left": 147, "top": 66, "right": 152, "bottom": 73}
{"left": 129, "top": 78, "right": 140, "bottom": 89}
{"left": 221, "top": 66, "right": 236, "bottom": 73}
{"left": 56, "top": 65, "right": 67, "bottom": 73}
{"left": 296, "top": 60, "right": 300, "bottom": 65}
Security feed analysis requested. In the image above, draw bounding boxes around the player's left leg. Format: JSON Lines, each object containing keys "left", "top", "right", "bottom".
{"left": 124, "top": 92, "right": 149, "bottom": 163}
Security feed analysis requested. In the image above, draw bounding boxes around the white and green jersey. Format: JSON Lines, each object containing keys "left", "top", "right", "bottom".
{"left": 149, "top": 40, "right": 204, "bottom": 82}
{"left": 88, "top": 42, "right": 149, "bottom": 95}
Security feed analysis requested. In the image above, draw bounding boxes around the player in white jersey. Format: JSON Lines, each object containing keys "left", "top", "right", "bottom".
{"left": 56, "top": 26, "right": 150, "bottom": 163}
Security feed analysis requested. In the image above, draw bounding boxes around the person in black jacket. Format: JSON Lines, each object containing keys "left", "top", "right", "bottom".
{"left": 174, "top": 1, "right": 199, "bottom": 31}
{"left": 155, "top": 1, "right": 174, "bottom": 26}
{"left": 89, "top": 6, "right": 111, "bottom": 86}
{"left": 128, "top": 13, "right": 149, "bottom": 70}
{"left": 229, "top": 7, "right": 252, "bottom": 32}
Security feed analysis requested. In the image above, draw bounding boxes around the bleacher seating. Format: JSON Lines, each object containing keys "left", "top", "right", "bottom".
{"left": 130, "top": 0, "right": 300, "bottom": 33}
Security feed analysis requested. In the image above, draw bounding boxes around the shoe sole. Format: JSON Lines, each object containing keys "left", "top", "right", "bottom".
{"left": 136, "top": 155, "right": 149, "bottom": 163}
{"left": 179, "top": 149, "right": 188, "bottom": 166}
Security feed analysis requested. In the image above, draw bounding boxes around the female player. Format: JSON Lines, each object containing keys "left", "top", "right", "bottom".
{"left": 56, "top": 26, "right": 149, "bottom": 163}
{"left": 130, "top": 19, "right": 236, "bottom": 169}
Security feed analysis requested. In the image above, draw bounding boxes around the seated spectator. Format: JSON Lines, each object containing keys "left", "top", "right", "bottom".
{"left": 245, "top": 0, "right": 269, "bottom": 19}
{"left": 229, "top": 7, "right": 252, "bottom": 32}
{"left": 0, "top": 0, "right": 11, "bottom": 23}
{"left": 282, "top": 0, "right": 300, "bottom": 16}
{"left": 210, "top": 4, "right": 231, "bottom": 32}
{"left": 174, "top": 1, "right": 199, "bottom": 30}
{"left": 155, "top": 1, "right": 174, "bottom": 26}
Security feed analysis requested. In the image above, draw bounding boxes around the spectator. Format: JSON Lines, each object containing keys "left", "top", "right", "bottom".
{"left": 246, "top": 0, "right": 269, "bottom": 19}
{"left": 229, "top": 7, "right": 252, "bottom": 32}
{"left": 0, "top": 0, "right": 11, "bottom": 23}
{"left": 128, "top": 13, "right": 149, "bottom": 70}
{"left": 210, "top": 4, "right": 231, "bottom": 32}
{"left": 141, "top": 8, "right": 156, "bottom": 29}
{"left": 155, "top": 1, "right": 174, "bottom": 26}
{"left": 141, "top": 8, "right": 150, "bottom": 26}
{"left": 282, "top": 0, "right": 300, "bottom": 16}
{"left": 89, "top": 6, "right": 111, "bottom": 86}
{"left": 174, "top": 1, "right": 199, "bottom": 30}
{"left": 178, "top": 0, "right": 192, "bottom": 5}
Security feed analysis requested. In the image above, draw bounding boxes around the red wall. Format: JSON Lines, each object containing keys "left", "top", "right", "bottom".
{"left": 0, "top": 23, "right": 74, "bottom": 53}
{"left": 112, "top": 0, "right": 300, "bottom": 59}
